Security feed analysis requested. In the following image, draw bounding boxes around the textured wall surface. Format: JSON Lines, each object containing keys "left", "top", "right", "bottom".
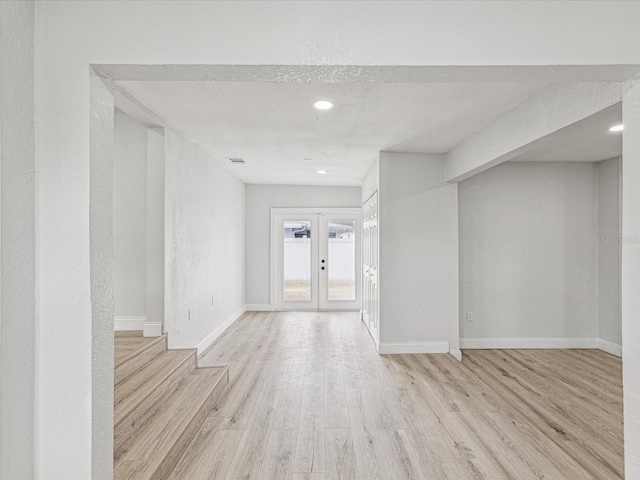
{"left": 31, "top": 1, "right": 640, "bottom": 475}
{"left": 622, "top": 76, "right": 640, "bottom": 479}
{"left": 459, "top": 162, "right": 598, "bottom": 340}
{"left": 0, "top": 1, "right": 36, "bottom": 478}
{"left": 378, "top": 153, "right": 459, "bottom": 347}
{"left": 113, "top": 111, "right": 147, "bottom": 317}
{"left": 147, "top": 128, "right": 165, "bottom": 328}
{"left": 89, "top": 72, "right": 115, "bottom": 480}
{"left": 165, "top": 129, "right": 245, "bottom": 349}
{"left": 245, "top": 184, "right": 361, "bottom": 305}
{"left": 597, "top": 157, "right": 622, "bottom": 345}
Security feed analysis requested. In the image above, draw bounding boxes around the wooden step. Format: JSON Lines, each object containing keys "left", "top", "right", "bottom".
{"left": 114, "top": 349, "right": 197, "bottom": 454}
{"left": 114, "top": 366, "right": 229, "bottom": 480}
{"left": 115, "top": 333, "right": 167, "bottom": 385}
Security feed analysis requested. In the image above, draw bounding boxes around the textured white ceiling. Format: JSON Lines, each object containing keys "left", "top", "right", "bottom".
{"left": 118, "top": 80, "right": 547, "bottom": 185}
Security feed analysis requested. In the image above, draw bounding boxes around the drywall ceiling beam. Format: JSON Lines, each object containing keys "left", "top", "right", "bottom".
{"left": 444, "top": 82, "right": 623, "bottom": 183}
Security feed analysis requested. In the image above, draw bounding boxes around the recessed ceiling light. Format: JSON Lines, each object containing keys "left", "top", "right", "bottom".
{"left": 302, "top": 158, "right": 313, "bottom": 163}
{"left": 313, "top": 100, "right": 334, "bottom": 110}
{"left": 609, "top": 124, "right": 624, "bottom": 132}
{"left": 317, "top": 170, "right": 328, "bottom": 174}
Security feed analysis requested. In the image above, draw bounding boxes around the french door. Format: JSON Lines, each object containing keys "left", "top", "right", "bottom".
{"left": 272, "top": 208, "right": 361, "bottom": 310}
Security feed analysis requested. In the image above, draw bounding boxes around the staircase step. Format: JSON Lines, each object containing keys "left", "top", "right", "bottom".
{"left": 115, "top": 334, "right": 167, "bottom": 385}
{"left": 114, "top": 349, "right": 197, "bottom": 454}
{"left": 114, "top": 366, "right": 229, "bottom": 480}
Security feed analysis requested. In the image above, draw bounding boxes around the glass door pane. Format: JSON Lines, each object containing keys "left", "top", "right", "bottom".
{"left": 327, "top": 220, "right": 356, "bottom": 301}
{"left": 283, "top": 220, "right": 312, "bottom": 302}
{"left": 319, "top": 213, "right": 361, "bottom": 311}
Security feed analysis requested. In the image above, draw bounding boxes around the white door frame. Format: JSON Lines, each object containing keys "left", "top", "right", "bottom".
{"left": 271, "top": 207, "right": 362, "bottom": 311}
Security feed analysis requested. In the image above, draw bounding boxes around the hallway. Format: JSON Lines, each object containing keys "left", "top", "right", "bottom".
{"left": 171, "top": 311, "right": 622, "bottom": 479}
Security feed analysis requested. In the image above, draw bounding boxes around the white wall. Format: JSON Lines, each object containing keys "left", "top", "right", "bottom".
{"left": 597, "top": 157, "right": 622, "bottom": 347}
{"left": 0, "top": 1, "right": 36, "bottom": 478}
{"left": 459, "top": 162, "right": 598, "bottom": 343}
{"left": 113, "top": 110, "right": 147, "bottom": 317}
{"left": 245, "top": 184, "right": 361, "bottom": 306}
{"left": 378, "top": 152, "right": 459, "bottom": 352}
{"left": 31, "top": 1, "right": 640, "bottom": 477}
{"left": 362, "top": 156, "right": 379, "bottom": 203}
{"left": 165, "top": 128, "right": 245, "bottom": 349}
{"left": 147, "top": 127, "right": 165, "bottom": 331}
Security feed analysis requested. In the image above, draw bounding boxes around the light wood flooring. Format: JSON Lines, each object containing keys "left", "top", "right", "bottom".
{"left": 115, "top": 330, "right": 161, "bottom": 365}
{"left": 173, "top": 311, "right": 623, "bottom": 480}
{"left": 113, "top": 331, "right": 228, "bottom": 479}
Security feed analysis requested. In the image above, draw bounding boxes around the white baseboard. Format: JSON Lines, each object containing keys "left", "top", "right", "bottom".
{"left": 449, "top": 349, "right": 462, "bottom": 361}
{"left": 598, "top": 338, "right": 622, "bottom": 357}
{"left": 378, "top": 341, "right": 450, "bottom": 354}
{"left": 460, "top": 337, "right": 598, "bottom": 349}
{"left": 143, "top": 321, "right": 163, "bottom": 337}
{"left": 246, "top": 304, "right": 275, "bottom": 311}
{"left": 114, "top": 316, "right": 146, "bottom": 331}
{"left": 196, "top": 305, "right": 247, "bottom": 356}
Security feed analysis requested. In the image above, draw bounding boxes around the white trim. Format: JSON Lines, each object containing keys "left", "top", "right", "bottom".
{"left": 598, "top": 338, "right": 622, "bottom": 357}
{"left": 378, "top": 341, "right": 450, "bottom": 354}
{"left": 114, "top": 316, "right": 146, "bottom": 331}
{"left": 143, "top": 321, "right": 163, "bottom": 337}
{"left": 246, "top": 304, "right": 275, "bottom": 311}
{"left": 196, "top": 306, "right": 247, "bottom": 356}
{"left": 449, "top": 349, "right": 462, "bottom": 361}
{"left": 460, "top": 337, "right": 598, "bottom": 349}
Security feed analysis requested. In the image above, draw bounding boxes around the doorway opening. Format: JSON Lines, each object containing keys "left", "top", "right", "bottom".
{"left": 271, "top": 208, "right": 361, "bottom": 310}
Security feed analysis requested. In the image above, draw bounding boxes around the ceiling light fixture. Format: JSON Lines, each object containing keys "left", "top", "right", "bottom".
{"left": 609, "top": 124, "right": 624, "bottom": 132}
{"left": 317, "top": 170, "right": 328, "bottom": 174}
{"left": 313, "top": 100, "right": 334, "bottom": 110}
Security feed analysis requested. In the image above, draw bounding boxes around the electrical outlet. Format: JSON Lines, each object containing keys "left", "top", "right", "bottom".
{"left": 466, "top": 311, "right": 473, "bottom": 322}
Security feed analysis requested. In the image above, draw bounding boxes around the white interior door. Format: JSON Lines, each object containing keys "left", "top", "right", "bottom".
{"left": 272, "top": 208, "right": 361, "bottom": 311}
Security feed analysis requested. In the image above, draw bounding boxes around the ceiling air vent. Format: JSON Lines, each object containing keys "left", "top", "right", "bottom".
{"left": 227, "top": 157, "right": 246, "bottom": 164}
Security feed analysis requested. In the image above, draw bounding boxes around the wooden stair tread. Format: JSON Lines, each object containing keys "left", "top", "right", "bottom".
{"left": 114, "top": 366, "right": 229, "bottom": 480}
{"left": 115, "top": 333, "right": 165, "bottom": 368}
{"left": 114, "top": 349, "right": 195, "bottom": 427}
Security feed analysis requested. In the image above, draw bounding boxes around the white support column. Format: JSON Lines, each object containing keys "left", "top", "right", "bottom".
{"left": 89, "top": 69, "right": 115, "bottom": 480}
{"left": 622, "top": 74, "right": 640, "bottom": 478}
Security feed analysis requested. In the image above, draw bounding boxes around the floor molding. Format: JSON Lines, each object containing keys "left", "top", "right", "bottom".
{"left": 143, "top": 321, "right": 163, "bottom": 337}
{"left": 460, "top": 337, "right": 598, "bottom": 349}
{"left": 115, "top": 316, "right": 146, "bottom": 331}
{"left": 449, "top": 348, "right": 462, "bottom": 361}
{"left": 245, "top": 304, "right": 275, "bottom": 311}
{"left": 196, "top": 305, "right": 247, "bottom": 356}
{"left": 598, "top": 338, "right": 622, "bottom": 357}
{"left": 378, "top": 341, "right": 450, "bottom": 354}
